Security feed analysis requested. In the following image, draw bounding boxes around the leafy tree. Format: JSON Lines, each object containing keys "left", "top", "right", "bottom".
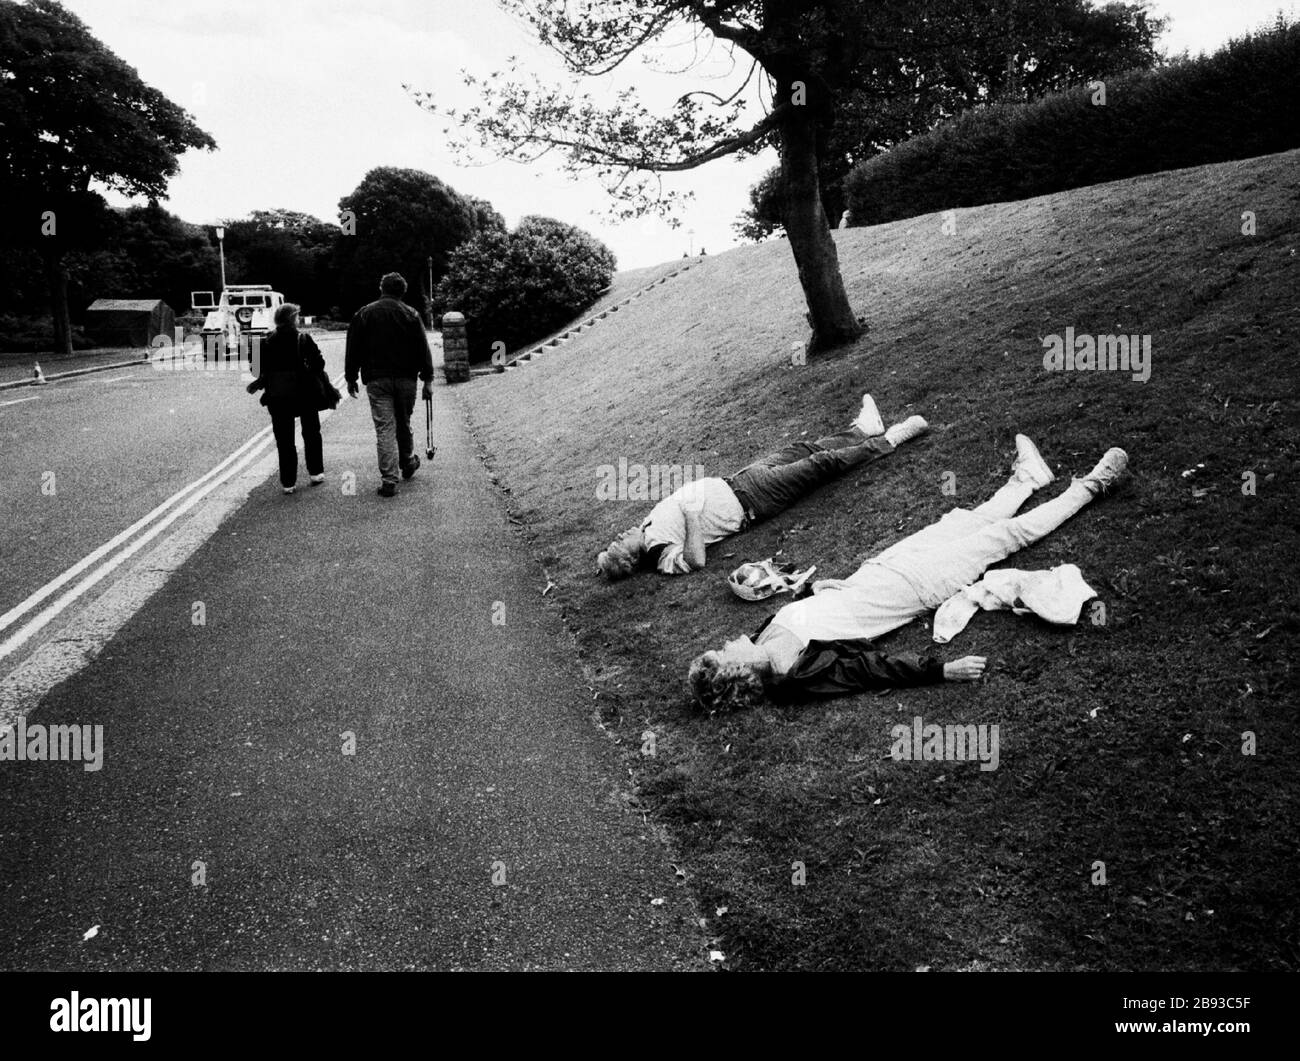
{"left": 0, "top": 202, "right": 217, "bottom": 327}
{"left": 736, "top": 165, "right": 840, "bottom": 243}
{"left": 414, "top": 0, "right": 1161, "bottom": 354}
{"left": 737, "top": 0, "right": 1166, "bottom": 241}
{"left": 0, "top": 0, "right": 215, "bottom": 353}
{"left": 62, "top": 203, "right": 217, "bottom": 319}
{"left": 467, "top": 196, "right": 508, "bottom": 236}
{"left": 435, "top": 216, "right": 615, "bottom": 362}
{"left": 0, "top": 248, "right": 46, "bottom": 315}
{"left": 220, "top": 209, "right": 339, "bottom": 314}
{"left": 335, "top": 166, "right": 487, "bottom": 320}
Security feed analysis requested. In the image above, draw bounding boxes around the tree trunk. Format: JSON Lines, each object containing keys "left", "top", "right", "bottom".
{"left": 779, "top": 113, "right": 864, "bottom": 354}
{"left": 43, "top": 246, "right": 73, "bottom": 357}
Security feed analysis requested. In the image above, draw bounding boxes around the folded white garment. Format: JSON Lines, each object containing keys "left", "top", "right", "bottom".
{"left": 932, "top": 564, "right": 1097, "bottom": 643}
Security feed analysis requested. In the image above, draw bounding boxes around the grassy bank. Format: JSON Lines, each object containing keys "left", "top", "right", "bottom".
{"left": 458, "top": 149, "right": 1300, "bottom": 971}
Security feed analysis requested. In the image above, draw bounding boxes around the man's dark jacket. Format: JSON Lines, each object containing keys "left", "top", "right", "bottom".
{"left": 248, "top": 326, "right": 323, "bottom": 412}
{"left": 752, "top": 614, "right": 945, "bottom": 700}
{"left": 344, "top": 296, "right": 434, "bottom": 385}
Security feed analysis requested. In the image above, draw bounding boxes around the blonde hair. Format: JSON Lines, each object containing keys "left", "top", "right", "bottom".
{"left": 274, "top": 302, "right": 300, "bottom": 327}
{"left": 597, "top": 533, "right": 641, "bottom": 580}
{"left": 688, "top": 651, "right": 768, "bottom": 712}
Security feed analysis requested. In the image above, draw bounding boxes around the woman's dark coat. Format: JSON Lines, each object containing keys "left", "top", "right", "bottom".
{"left": 248, "top": 326, "right": 324, "bottom": 413}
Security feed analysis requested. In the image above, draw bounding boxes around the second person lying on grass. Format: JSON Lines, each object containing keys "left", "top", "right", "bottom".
{"left": 688, "top": 437, "right": 1129, "bottom": 710}
{"left": 596, "top": 395, "right": 929, "bottom": 579}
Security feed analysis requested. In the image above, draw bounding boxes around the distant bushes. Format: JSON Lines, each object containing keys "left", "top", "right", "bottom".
{"left": 0, "top": 314, "right": 95, "bottom": 353}
{"left": 845, "top": 21, "right": 1300, "bottom": 227}
{"left": 434, "top": 216, "right": 616, "bottom": 362}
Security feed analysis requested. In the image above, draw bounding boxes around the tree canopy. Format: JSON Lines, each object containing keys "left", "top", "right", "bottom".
{"left": 0, "top": 0, "right": 216, "bottom": 352}
{"left": 738, "top": 0, "right": 1166, "bottom": 239}
{"left": 335, "top": 166, "right": 484, "bottom": 318}
{"left": 220, "top": 209, "right": 340, "bottom": 315}
{"left": 413, "top": 0, "right": 1164, "bottom": 354}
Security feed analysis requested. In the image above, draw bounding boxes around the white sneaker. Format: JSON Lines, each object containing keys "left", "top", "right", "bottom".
{"left": 1080, "top": 447, "right": 1128, "bottom": 494}
{"left": 1012, "top": 434, "right": 1054, "bottom": 487}
{"left": 883, "top": 415, "right": 928, "bottom": 447}
{"left": 854, "top": 393, "right": 884, "bottom": 436}
{"left": 282, "top": 486, "right": 295, "bottom": 495}
{"left": 310, "top": 473, "right": 325, "bottom": 485}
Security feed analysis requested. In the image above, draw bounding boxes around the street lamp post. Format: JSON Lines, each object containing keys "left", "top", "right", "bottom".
{"left": 215, "top": 226, "right": 227, "bottom": 291}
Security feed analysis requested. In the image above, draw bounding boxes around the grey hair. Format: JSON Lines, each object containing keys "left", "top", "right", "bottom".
{"left": 597, "top": 528, "right": 646, "bottom": 580}
{"left": 688, "top": 651, "right": 768, "bottom": 712}
{"left": 597, "top": 539, "right": 638, "bottom": 580}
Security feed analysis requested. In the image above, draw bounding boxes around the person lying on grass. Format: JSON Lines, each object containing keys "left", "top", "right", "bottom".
{"left": 596, "top": 395, "right": 929, "bottom": 579}
{"left": 688, "top": 437, "right": 1128, "bottom": 710}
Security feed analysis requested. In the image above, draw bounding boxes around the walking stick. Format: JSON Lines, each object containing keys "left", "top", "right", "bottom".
{"left": 425, "top": 394, "right": 436, "bottom": 460}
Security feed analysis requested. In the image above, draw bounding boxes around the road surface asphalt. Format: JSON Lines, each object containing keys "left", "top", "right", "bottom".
{"left": 0, "top": 339, "right": 708, "bottom": 970}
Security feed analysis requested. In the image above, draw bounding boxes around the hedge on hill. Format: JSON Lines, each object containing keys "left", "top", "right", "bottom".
{"left": 434, "top": 216, "right": 616, "bottom": 362}
{"left": 845, "top": 20, "right": 1300, "bottom": 227}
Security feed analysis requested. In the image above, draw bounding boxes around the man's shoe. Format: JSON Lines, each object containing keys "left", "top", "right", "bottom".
{"left": 309, "top": 473, "right": 325, "bottom": 486}
{"left": 1012, "top": 434, "right": 1055, "bottom": 487}
{"left": 377, "top": 482, "right": 397, "bottom": 498}
{"left": 401, "top": 455, "right": 421, "bottom": 480}
{"left": 1080, "top": 447, "right": 1128, "bottom": 495}
{"left": 854, "top": 394, "right": 884, "bottom": 436}
{"left": 883, "top": 415, "right": 929, "bottom": 447}
{"left": 282, "top": 485, "right": 295, "bottom": 495}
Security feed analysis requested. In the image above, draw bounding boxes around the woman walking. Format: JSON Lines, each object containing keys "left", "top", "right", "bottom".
{"left": 246, "top": 303, "right": 327, "bottom": 494}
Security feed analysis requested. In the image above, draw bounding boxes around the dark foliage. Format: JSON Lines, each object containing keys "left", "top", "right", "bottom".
{"left": 845, "top": 20, "right": 1300, "bottom": 227}
{"left": 434, "top": 216, "right": 616, "bottom": 362}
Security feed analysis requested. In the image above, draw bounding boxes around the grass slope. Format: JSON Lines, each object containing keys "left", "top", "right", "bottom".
{"left": 486, "top": 257, "right": 699, "bottom": 370}
{"left": 458, "top": 149, "right": 1300, "bottom": 971}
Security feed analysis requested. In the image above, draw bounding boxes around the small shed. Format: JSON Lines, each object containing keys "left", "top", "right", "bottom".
{"left": 84, "top": 299, "right": 175, "bottom": 348}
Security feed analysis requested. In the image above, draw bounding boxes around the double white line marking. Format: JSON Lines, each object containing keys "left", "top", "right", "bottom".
{"left": 0, "top": 372, "right": 346, "bottom": 669}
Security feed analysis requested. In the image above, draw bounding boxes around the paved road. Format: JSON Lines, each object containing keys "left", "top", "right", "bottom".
{"left": 0, "top": 343, "right": 280, "bottom": 617}
{"left": 0, "top": 340, "right": 706, "bottom": 970}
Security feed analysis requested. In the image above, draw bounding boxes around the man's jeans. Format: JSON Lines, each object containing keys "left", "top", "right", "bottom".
{"left": 730, "top": 428, "right": 894, "bottom": 523}
{"left": 366, "top": 376, "right": 418, "bottom": 485}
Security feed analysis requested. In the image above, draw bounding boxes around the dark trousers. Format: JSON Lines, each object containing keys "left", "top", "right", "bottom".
{"left": 269, "top": 405, "right": 323, "bottom": 488}
{"left": 730, "top": 428, "right": 894, "bottom": 523}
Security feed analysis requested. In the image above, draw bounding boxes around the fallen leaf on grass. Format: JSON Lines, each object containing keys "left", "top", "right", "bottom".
{"left": 83, "top": 925, "right": 99, "bottom": 941}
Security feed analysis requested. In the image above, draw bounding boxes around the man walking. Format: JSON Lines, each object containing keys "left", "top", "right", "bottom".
{"left": 344, "top": 272, "right": 434, "bottom": 497}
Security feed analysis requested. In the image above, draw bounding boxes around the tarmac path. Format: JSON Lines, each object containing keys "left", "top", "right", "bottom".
{"left": 0, "top": 335, "right": 706, "bottom": 970}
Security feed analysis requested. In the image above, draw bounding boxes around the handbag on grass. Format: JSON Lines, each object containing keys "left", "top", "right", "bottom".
{"left": 299, "top": 332, "right": 341, "bottom": 411}
{"left": 727, "top": 559, "right": 817, "bottom": 602}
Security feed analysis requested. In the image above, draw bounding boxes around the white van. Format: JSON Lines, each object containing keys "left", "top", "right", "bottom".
{"left": 192, "top": 285, "right": 285, "bottom": 356}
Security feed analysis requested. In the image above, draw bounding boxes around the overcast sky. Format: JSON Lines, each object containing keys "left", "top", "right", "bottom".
{"left": 64, "top": 0, "right": 1299, "bottom": 270}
